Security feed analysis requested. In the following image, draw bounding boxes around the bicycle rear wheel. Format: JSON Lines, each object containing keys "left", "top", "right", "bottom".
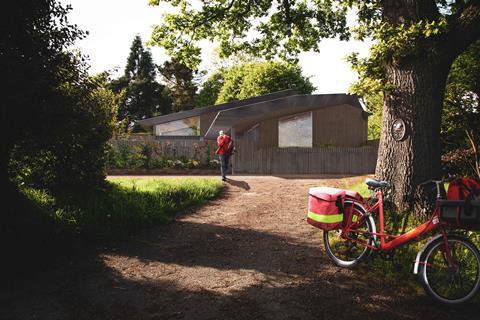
{"left": 418, "top": 235, "right": 480, "bottom": 304}
{"left": 323, "top": 201, "right": 375, "bottom": 268}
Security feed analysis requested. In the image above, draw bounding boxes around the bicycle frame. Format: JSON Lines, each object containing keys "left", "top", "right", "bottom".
{"left": 323, "top": 182, "right": 480, "bottom": 304}
{"left": 342, "top": 190, "right": 446, "bottom": 253}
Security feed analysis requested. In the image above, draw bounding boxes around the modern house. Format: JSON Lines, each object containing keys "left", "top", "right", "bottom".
{"left": 137, "top": 90, "right": 377, "bottom": 174}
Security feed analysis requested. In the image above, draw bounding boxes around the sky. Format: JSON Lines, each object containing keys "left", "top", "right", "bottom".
{"left": 59, "top": 0, "right": 372, "bottom": 94}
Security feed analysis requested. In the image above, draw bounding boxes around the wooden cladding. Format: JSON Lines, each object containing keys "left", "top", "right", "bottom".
{"left": 258, "top": 118, "right": 278, "bottom": 148}
{"left": 313, "top": 104, "right": 367, "bottom": 147}
{"left": 234, "top": 134, "right": 377, "bottom": 174}
{"left": 242, "top": 104, "right": 367, "bottom": 149}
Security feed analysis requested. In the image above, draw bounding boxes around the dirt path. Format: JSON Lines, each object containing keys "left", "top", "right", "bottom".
{"left": 1, "top": 176, "right": 479, "bottom": 319}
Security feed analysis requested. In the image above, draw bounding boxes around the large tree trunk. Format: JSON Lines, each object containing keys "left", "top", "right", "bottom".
{"left": 376, "top": 0, "right": 480, "bottom": 215}
{"left": 375, "top": 55, "right": 452, "bottom": 214}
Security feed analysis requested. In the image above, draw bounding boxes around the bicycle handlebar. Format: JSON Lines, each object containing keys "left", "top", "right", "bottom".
{"left": 417, "top": 179, "right": 446, "bottom": 199}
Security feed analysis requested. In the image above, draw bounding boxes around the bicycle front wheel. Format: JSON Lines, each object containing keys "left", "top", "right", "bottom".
{"left": 323, "top": 201, "right": 375, "bottom": 268}
{"left": 418, "top": 235, "right": 480, "bottom": 304}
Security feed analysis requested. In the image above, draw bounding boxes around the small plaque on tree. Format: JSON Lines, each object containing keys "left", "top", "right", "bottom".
{"left": 391, "top": 119, "right": 407, "bottom": 141}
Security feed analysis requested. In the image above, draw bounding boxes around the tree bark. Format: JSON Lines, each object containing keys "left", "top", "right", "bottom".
{"left": 375, "top": 0, "right": 480, "bottom": 214}
{"left": 375, "top": 54, "right": 452, "bottom": 214}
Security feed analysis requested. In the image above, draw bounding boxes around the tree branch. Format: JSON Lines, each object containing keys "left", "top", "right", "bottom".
{"left": 283, "top": 0, "right": 292, "bottom": 24}
{"left": 192, "top": 0, "right": 238, "bottom": 28}
{"left": 445, "top": 1, "right": 480, "bottom": 59}
{"left": 380, "top": 0, "right": 439, "bottom": 25}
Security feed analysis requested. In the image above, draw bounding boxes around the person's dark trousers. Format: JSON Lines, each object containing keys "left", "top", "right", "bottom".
{"left": 219, "top": 154, "right": 230, "bottom": 180}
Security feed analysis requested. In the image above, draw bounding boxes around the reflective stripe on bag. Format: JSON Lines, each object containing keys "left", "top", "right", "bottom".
{"left": 307, "top": 211, "right": 344, "bottom": 223}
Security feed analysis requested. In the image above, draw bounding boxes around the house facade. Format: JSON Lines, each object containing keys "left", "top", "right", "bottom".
{"left": 138, "top": 90, "right": 377, "bottom": 174}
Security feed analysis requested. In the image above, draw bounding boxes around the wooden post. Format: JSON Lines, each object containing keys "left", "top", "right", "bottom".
{"left": 231, "top": 128, "right": 236, "bottom": 176}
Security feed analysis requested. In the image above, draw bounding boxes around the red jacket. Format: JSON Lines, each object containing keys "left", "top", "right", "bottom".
{"left": 216, "top": 135, "right": 231, "bottom": 155}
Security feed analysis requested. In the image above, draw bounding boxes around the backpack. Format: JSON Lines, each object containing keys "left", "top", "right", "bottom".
{"left": 227, "top": 139, "right": 235, "bottom": 155}
{"left": 447, "top": 177, "right": 480, "bottom": 201}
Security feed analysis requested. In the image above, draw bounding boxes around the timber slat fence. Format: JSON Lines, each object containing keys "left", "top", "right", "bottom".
{"left": 111, "top": 135, "right": 378, "bottom": 174}
{"left": 234, "top": 137, "right": 378, "bottom": 174}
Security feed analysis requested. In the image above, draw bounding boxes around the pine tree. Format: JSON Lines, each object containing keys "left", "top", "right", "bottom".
{"left": 159, "top": 59, "right": 198, "bottom": 112}
{"left": 110, "top": 35, "right": 171, "bottom": 131}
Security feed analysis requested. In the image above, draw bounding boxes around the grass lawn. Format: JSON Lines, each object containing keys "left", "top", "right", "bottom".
{"left": 346, "top": 180, "right": 370, "bottom": 197}
{"left": 23, "top": 177, "right": 224, "bottom": 240}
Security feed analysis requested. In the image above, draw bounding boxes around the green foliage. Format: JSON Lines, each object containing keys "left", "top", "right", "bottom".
{"left": 218, "top": 61, "right": 315, "bottom": 103}
{"left": 2, "top": 0, "right": 86, "bottom": 131}
{"left": 149, "top": 0, "right": 460, "bottom": 74}
{"left": 351, "top": 27, "right": 480, "bottom": 146}
{"left": 10, "top": 73, "right": 119, "bottom": 190}
{"left": 159, "top": 59, "right": 199, "bottom": 112}
{"left": 439, "top": 40, "right": 480, "bottom": 177}
{"left": 107, "top": 140, "right": 220, "bottom": 170}
{"left": 3, "top": 1, "right": 122, "bottom": 193}
{"left": 345, "top": 180, "right": 370, "bottom": 198}
{"left": 23, "top": 178, "right": 223, "bottom": 239}
{"left": 196, "top": 71, "right": 225, "bottom": 107}
{"left": 1, "top": 1, "right": 129, "bottom": 269}
{"left": 345, "top": 1, "right": 457, "bottom": 95}
{"left": 364, "top": 93, "right": 383, "bottom": 140}
{"left": 198, "top": 61, "right": 315, "bottom": 105}
{"left": 2, "top": 0, "right": 86, "bottom": 184}
{"left": 109, "top": 35, "right": 171, "bottom": 130}
{"left": 140, "top": 142, "right": 155, "bottom": 169}
{"left": 149, "top": 0, "right": 349, "bottom": 70}
{"left": 442, "top": 40, "right": 480, "bottom": 151}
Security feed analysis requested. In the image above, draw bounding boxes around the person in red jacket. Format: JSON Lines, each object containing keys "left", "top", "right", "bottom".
{"left": 215, "top": 130, "right": 233, "bottom": 181}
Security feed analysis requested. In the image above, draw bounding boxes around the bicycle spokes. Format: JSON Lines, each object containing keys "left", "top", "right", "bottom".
{"left": 426, "top": 241, "right": 479, "bottom": 300}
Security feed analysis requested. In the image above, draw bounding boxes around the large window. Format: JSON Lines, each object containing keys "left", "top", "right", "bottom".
{"left": 278, "top": 112, "right": 312, "bottom": 147}
{"left": 155, "top": 117, "right": 200, "bottom": 136}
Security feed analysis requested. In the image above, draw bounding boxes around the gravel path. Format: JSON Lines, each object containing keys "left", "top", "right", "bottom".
{"left": 1, "top": 175, "right": 479, "bottom": 319}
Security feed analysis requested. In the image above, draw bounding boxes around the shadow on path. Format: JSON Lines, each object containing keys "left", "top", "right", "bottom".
{"left": 225, "top": 178, "right": 250, "bottom": 190}
{"left": 104, "top": 221, "right": 324, "bottom": 277}
{"left": 2, "top": 220, "right": 479, "bottom": 320}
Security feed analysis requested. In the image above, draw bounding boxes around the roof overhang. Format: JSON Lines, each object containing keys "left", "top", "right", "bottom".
{"left": 136, "top": 89, "right": 298, "bottom": 132}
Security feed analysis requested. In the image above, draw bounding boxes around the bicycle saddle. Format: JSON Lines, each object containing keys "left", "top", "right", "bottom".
{"left": 365, "top": 178, "right": 390, "bottom": 188}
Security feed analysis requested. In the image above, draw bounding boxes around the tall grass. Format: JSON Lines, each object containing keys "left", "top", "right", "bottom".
{"left": 22, "top": 177, "right": 224, "bottom": 240}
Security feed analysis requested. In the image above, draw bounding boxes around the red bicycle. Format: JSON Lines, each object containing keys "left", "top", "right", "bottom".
{"left": 310, "top": 178, "right": 480, "bottom": 304}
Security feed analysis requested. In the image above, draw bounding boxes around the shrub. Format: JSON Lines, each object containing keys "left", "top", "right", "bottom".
{"left": 107, "top": 140, "right": 221, "bottom": 170}
{"left": 209, "top": 159, "right": 221, "bottom": 168}
{"left": 185, "top": 159, "right": 201, "bottom": 169}
{"left": 140, "top": 142, "right": 155, "bottom": 169}
{"left": 441, "top": 148, "right": 477, "bottom": 177}
{"left": 151, "top": 157, "right": 167, "bottom": 169}
{"left": 9, "top": 75, "right": 119, "bottom": 192}
{"left": 115, "top": 140, "right": 134, "bottom": 168}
